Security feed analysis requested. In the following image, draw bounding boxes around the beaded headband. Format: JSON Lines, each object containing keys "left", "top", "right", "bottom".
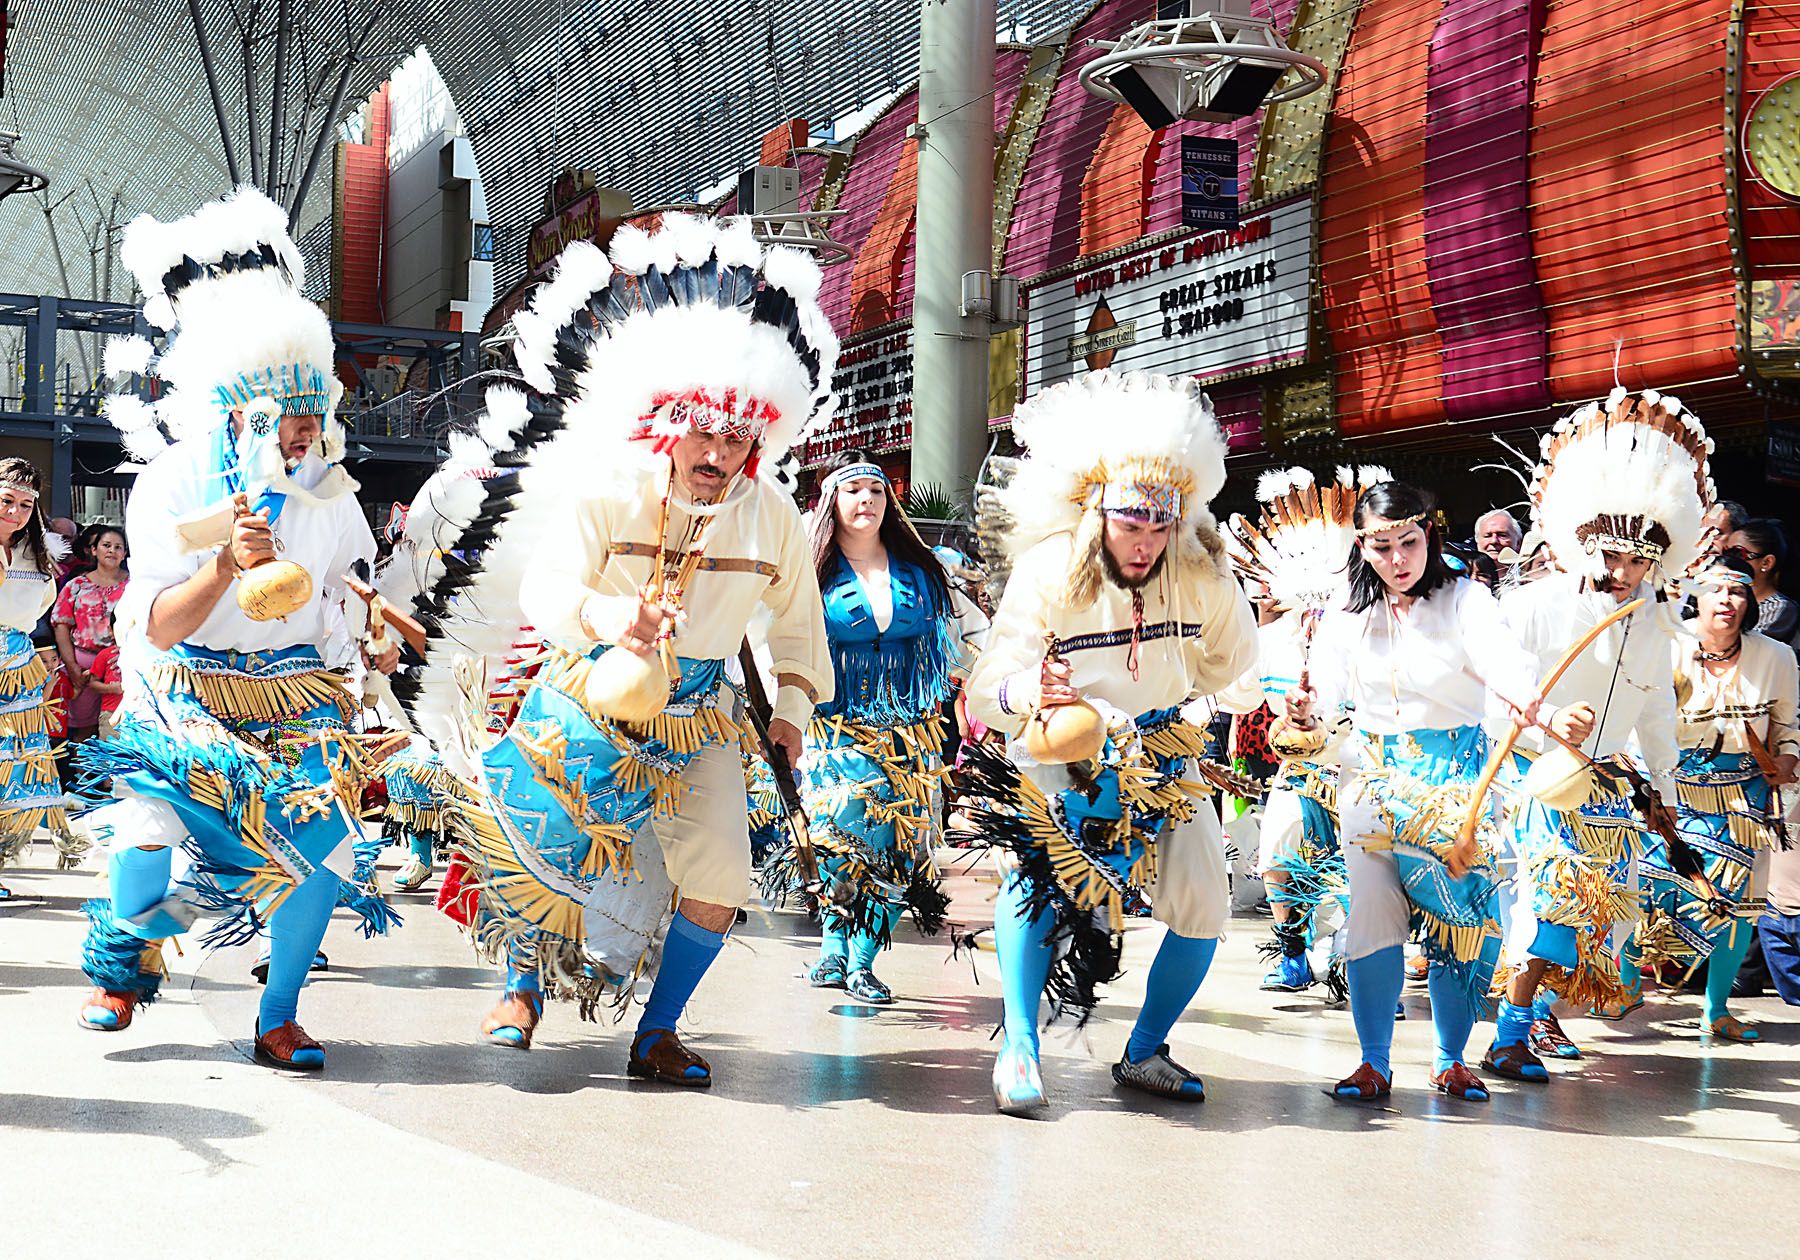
{"left": 821, "top": 462, "right": 889, "bottom": 498}
{"left": 1355, "top": 511, "right": 1428, "bottom": 539}
{"left": 212, "top": 363, "right": 334, "bottom": 419}
{"left": 1098, "top": 478, "right": 1182, "bottom": 522}
{"left": 644, "top": 387, "right": 780, "bottom": 445}
{"left": 1699, "top": 565, "right": 1754, "bottom": 588}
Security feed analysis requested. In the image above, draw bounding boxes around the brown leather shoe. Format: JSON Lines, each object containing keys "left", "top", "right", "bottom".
{"left": 78, "top": 988, "right": 138, "bottom": 1032}
{"left": 1430, "top": 1061, "right": 1490, "bottom": 1101}
{"left": 480, "top": 991, "right": 544, "bottom": 1050}
{"left": 1331, "top": 1062, "right": 1391, "bottom": 1100}
{"left": 1529, "top": 1014, "right": 1582, "bottom": 1060}
{"left": 254, "top": 1019, "right": 326, "bottom": 1072}
{"left": 628, "top": 1028, "right": 712, "bottom": 1088}
{"left": 1481, "top": 1040, "right": 1549, "bottom": 1083}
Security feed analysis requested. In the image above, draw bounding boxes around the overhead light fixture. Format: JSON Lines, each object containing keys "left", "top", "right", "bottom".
{"left": 1079, "top": 1, "right": 1327, "bottom": 129}
{"left": 0, "top": 132, "right": 49, "bottom": 202}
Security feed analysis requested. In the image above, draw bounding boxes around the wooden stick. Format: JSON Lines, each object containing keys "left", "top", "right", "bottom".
{"left": 342, "top": 573, "right": 429, "bottom": 656}
{"left": 1449, "top": 596, "right": 1646, "bottom": 874}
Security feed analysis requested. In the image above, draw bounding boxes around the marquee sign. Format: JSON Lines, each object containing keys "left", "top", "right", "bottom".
{"left": 800, "top": 327, "right": 914, "bottom": 469}
{"left": 1024, "top": 196, "right": 1312, "bottom": 395}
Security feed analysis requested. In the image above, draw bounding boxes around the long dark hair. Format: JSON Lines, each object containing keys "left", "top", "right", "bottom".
{"left": 1345, "top": 480, "right": 1457, "bottom": 613}
{"left": 808, "top": 452, "right": 951, "bottom": 609}
{"left": 0, "top": 457, "right": 56, "bottom": 578}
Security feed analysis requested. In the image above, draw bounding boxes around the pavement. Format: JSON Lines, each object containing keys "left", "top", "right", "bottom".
{"left": 5, "top": 840, "right": 1800, "bottom": 1259}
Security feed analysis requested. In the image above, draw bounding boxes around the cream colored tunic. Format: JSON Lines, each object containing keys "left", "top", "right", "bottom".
{"left": 1671, "top": 627, "right": 1800, "bottom": 760}
{"left": 519, "top": 463, "right": 832, "bottom": 729}
{"left": 965, "top": 533, "right": 1258, "bottom": 939}
{"left": 1498, "top": 571, "right": 1679, "bottom": 804}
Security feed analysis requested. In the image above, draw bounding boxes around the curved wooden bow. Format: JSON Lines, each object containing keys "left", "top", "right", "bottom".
{"left": 1448, "top": 596, "right": 1647, "bottom": 875}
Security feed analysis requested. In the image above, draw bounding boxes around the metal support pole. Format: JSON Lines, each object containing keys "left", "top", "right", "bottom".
{"left": 187, "top": 0, "right": 242, "bottom": 184}
{"left": 910, "top": 0, "right": 995, "bottom": 508}
{"left": 243, "top": 9, "right": 265, "bottom": 190}
{"left": 266, "top": 0, "right": 292, "bottom": 199}
{"left": 23, "top": 297, "right": 55, "bottom": 417}
{"left": 290, "top": 50, "right": 357, "bottom": 227}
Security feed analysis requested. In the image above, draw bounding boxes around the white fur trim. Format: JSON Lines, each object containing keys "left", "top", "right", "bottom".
{"left": 511, "top": 240, "right": 613, "bottom": 393}
{"left": 104, "top": 393, "right": 161, "bottom": 434}
{"left": 478, "top": 386, "right": 531, "bottom": 451}
{"left": 122, "top": 426, "right": 172, "bottom": 462}
{"left": 103, "top": 335, "right": 154, "bottom": 380}
{"left": 661, "top": 212, "right": 720, "bottom": 267}
{"left": 1002, "top": 370, "right": 1226, "bottom": 562}
{"left": 119, "top": 186, "right": 304, "bottom": 302}
{"left": 761, "top": 245, "right": 823, "bottom": 303}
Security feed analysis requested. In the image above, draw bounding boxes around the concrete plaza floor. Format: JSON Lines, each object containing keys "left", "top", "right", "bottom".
{"left": 5, "top": 843, "right": 1800, "bottom": 1258}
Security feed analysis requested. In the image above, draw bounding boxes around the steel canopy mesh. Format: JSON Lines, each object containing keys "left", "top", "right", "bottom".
{"left": 1, "top": 0, "right": 1094, "bottom": 304}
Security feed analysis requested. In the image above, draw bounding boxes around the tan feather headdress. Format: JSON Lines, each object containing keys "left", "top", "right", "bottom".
{"left": 1530, "top": 387, "right": 1714, "bottom": 580}
{"left": 1227, "top": 464, "right": 1390, "bottom": 611}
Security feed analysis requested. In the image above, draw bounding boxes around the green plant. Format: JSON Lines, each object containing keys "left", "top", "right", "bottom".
{"left": 902, "top": 481, "right": 965, "bottom": 522}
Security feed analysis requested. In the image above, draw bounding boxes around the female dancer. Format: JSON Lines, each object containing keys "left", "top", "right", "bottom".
{"left": 0, "top": 458, "right": 80, "bottom": 895}
{"left": 52, "top": 523, "right": 128, "bottom": 744}
{"left": 1285, "top": 481, "right": 1552, "bottom": 1102}
{"left": 1613, "top": 551, "right": 1798, "bottom": 1039}
{"left": 771, "top": 455, "right": 984, "bottom": 1004}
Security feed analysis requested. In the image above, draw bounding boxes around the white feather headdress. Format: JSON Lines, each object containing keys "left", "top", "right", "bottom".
{"left": 382, "top": 214, "right": 841, "bottom": 747}
{"left": 101, "top": 186, "right": 346, "bottom": 466}
{"left": 999, "top": 370, "right": 1228, "bottom": 572}
{"left": 1530, "top": 387, "right": 1714, "bottom": 580}
{"left": 1226, "top": 464, "right": 1389, "bottom": 611}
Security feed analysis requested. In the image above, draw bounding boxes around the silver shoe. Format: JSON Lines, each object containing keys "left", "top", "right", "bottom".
{"left": 806, "top": 955, "right": 848, "bottom": 989}
{"left": 844, "top": 967, "right": 893, "bottom": 1004}
{"left": 1112, "top": 1044, "right": 1205, "bottom": 1101}
{"left": 394, "top": 855, "right": 433, "bottom": 892}
{"left": 992, "top": 1037, "right": 1048, "bottom": 1115}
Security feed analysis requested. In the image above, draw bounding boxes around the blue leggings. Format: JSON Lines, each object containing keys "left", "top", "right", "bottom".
{"left": 992, "top": 873, "right": 1054, "bottom": 1054}
{"left": 257, "top": 870, "right": 338, "bottom": 1029}
{"left": 820, "top": 903, "right": 903, "bottom": 972}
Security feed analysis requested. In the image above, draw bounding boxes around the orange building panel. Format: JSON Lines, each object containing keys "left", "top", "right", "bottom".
{"left": 1741, "top": 1, "right": 1800, "bottom": 272}
{"left": 1529, "top": 0, "right": 1738, "bottom": 401}
{"left": 1319, "top": 0, "right": 1447, "bottom": 437}
{"left": 847, "top": 137, "right": 919, "bottom": 334}
{"left": 1079, "top": 105, "right": 1160, "bottom": 258}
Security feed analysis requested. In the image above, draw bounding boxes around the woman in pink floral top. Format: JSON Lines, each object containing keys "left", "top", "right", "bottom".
{"left": 52, "top": 525, "right": 128, "bottom": 739}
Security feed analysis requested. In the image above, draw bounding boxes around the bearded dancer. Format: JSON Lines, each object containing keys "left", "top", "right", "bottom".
{"left": 1285, "top": 480, "right": 1541, "bottom": 1103}
{"left": 959, "top": 371, "right": 1256, "bottom": 1114}
{"left": 1479, "top": 390, "right": 1703, "bottom": 1080}
{"left": 74, "top": 189, "right": 398, "bottom": 1069}
{"left": 381, "top": 216, "right": 835, "bottom": 1087}
{"left": 765, "top": 454, "right": 986, "bottom": 1004}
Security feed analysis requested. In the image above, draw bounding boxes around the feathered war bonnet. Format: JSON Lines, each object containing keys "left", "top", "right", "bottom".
{"left": 1227, "top": 464, "right": 1390, "bottom": 612}
{"left": 508, "top": 212, "right": 839, "bottom": 493}
{"left": 1530, "top": 387, "right": 1715, "bottom": 581}
{"left": 377, "top": 214, "right": 840, "bottom": 748}
{"left": 999, "top": 370, "right": 1229, "bottom": 608}
{"left": 102, "top": 186, "right": 345, "bottom": 467}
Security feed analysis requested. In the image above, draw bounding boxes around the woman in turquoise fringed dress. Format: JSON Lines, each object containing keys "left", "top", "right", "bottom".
{"left": 1615, "top": 550, "right": 1798, "bottom": 1041}
{"left": 0, "top": 458, "right": 82, "bottom": 897}
{"left": 769, "top": 455, "right": 985, "bottom": 1004}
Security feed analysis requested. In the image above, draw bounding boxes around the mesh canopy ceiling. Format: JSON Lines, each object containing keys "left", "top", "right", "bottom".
{"left": 1, "top": 0, "right": 1094, "bottom": 304}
